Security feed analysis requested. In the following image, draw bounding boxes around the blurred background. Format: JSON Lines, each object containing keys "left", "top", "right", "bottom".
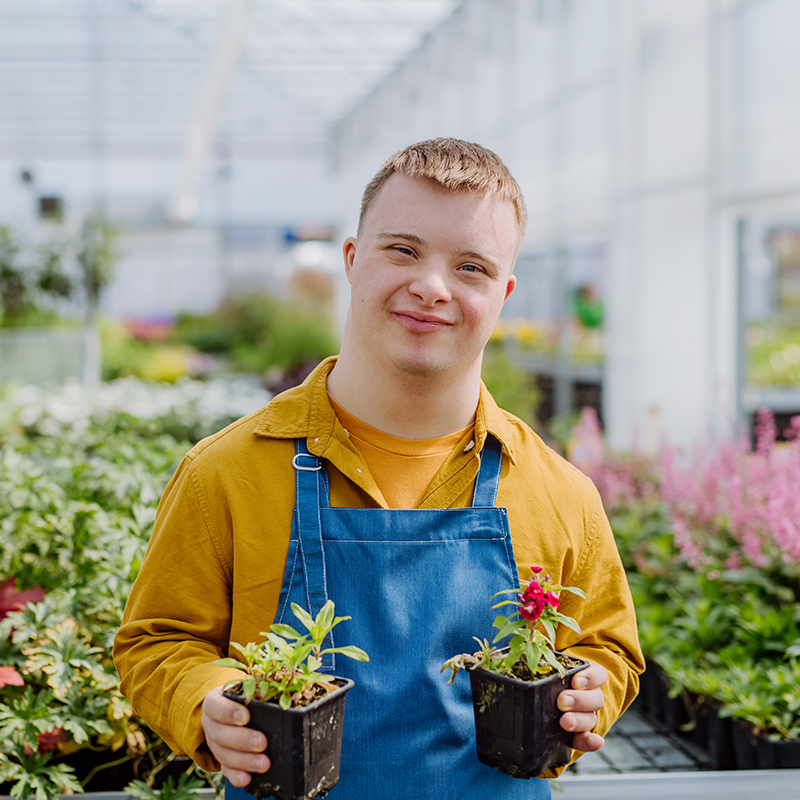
{"left": 3, "top": 5, "right": 800, "bottom": 789}
{"left": 2, "top": 0, "right": 800, "bottom": 451}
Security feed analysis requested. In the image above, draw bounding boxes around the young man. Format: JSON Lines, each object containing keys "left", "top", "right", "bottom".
{"left": 114, "top": 139, "right": 643, "bottom": 799}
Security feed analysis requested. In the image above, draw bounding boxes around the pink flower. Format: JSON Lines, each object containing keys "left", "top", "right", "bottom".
{"left": 543, "top": 592, "right": 560, "bottom": 609}
{"left": 519, "top": 580, "right": 546, "bottom": 622}
{"left": 0, "top": 666, "right": 24, "bottom": 687}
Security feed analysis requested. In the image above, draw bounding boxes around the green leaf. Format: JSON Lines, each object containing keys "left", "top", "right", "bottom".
{"left": 290, "top": 604, "right": 315, "bottom": 632}
{"left": 556, "top": 615, "right": 582, "bottom": 635}
{"left": 212, "top": 658, "right": 246, "bottom": 670}
{"left": 324, "top": 645, "right": 369, "bottom": 662}
{"left": 317, "top": 600, "right": 335, "bottom": 632}
{"left": 268, "top": 624, "right": 302, "bottom": 640}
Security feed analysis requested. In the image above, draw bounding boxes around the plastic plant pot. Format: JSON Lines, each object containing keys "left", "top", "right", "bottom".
{"left": 467, "top": 651, "right": 590, "bottom": 779}
{"left": 755, "top": 732, "right": 800, "bottom": 769}
{"left": 223, "top": 678, "right": 354, "bottom": 800}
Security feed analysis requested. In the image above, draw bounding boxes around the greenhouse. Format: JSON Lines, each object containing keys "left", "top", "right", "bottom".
{"left": 1, "top": 1, "right": 799, "bottom": 799}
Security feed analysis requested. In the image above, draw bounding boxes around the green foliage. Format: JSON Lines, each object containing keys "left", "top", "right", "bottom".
{"left": 442, "top": 567, "right": 585, "bottom": 684}
{"left": 0, "top": 379, "right": 271, "bottom": 800}
{"left": 126, "top": 771, "right": 208, "bottom": 800}
{"left": 0, "top": 226, "right": 74, "bottom": 328}
{"left": 481, "top": 344, "right": 540, "bottom": 428}
{"left": 226, "top": 298, "right": 339, "bottom": 374}
{"left": 215, "top": 600, "right": 369, "bottom": 711}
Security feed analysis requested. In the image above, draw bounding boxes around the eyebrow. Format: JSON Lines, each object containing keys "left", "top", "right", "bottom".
{"left": 375, "top": 232, "right": 503, "bottom": 274}
{"left": 375, "top": 232, "right": 429, "bottom": 247}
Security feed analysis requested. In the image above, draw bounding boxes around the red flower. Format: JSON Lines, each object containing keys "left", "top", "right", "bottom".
{"left": 531, "top": 566, "right": 543, "bottom": 574}
{"left": 543, "top": 592, "right": 560, "bottom": 609}
{"left": 23, "top": 728, "right": 66, "bottom": 756}
{"left": 519, "top": 580, "right": 546, "bottom": 622}
{"left": 0, "top": 578, "right": 45, "bottom": 621}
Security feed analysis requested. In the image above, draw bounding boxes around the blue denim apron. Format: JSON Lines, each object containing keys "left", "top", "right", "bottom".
{"left": 226, "top": 435, "right": 550, "bottom": 800}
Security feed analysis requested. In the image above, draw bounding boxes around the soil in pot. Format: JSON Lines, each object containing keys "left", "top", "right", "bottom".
{"left": 468, "top": 650, "right": 590, "bottom": 779}
{"left": 223, "top": 677, "right": 353, "bottom": 800}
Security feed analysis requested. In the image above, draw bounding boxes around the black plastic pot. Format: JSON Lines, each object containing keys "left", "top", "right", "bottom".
{"left": 223, "top": 678, "right": 353, "bottom": 800}
{"left": 467, "top": 651, "right": 590, "bottom": 778}
{"left": 732, "top": 719, "right": 758, "bottom": 770}
{"left": 755, "top": 732, "right": 800, "bottom": 769}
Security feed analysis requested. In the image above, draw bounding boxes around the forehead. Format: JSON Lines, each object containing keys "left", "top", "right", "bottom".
{"left": 363, "top": 174, "right": 519, "bottom": 260}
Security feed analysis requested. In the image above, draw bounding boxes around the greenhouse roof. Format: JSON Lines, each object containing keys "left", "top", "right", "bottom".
{"left": 0, "top": 0, "right": 460, "bottom": 161}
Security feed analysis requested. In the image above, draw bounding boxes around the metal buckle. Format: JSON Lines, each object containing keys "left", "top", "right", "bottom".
{"left": 292, "top": 453, "right": 323, "bottom": 472}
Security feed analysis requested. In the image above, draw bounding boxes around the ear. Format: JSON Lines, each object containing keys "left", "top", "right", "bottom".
{"left": 503, "top": 274, "right": 517, "bottom": 304}
{"left": 343, "top": 237, "right": 357, "bottom": 283}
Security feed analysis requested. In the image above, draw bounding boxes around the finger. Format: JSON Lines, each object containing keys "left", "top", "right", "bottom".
{"left": 558, "top": 686, "right": 604, "bottom": 714}
{"left": 572, "top": 663, "right": 607, "bottom": 691}
{"left": 203, "top": 687, "right": 251, "bottom": 726}
{"left": 201, "top": 712, "right": 268, "bottom": 755}
{"left": 560, "top": 710, "right": 598, "bottom": 734}
{"left": 572, "top": 731, "right": 605, "bottom": 753}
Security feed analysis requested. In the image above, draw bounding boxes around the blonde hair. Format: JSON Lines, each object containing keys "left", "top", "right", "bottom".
{"left": 358, "top": 138, "right": 527, "bottom": 249}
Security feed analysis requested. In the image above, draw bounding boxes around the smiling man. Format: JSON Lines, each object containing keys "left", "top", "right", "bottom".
{"left": 114, "top": 138, "right": 644, "bottom": 800}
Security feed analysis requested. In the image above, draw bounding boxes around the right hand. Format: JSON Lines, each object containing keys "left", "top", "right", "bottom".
{"left": 201, "top": 686, "right": 270, "bottom": 788}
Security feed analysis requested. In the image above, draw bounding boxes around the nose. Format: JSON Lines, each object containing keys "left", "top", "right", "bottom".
{"left": 408, "top": 265, "right": 451, "bottom": 306}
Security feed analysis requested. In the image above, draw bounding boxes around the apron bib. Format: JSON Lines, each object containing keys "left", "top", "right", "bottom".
{"left": 226, "top": 436, "right": 551, "bottom": 800}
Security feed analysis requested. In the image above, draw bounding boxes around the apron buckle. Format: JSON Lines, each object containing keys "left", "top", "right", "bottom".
{"left": 292, "top": 453, "right": 323, "bottom": 472}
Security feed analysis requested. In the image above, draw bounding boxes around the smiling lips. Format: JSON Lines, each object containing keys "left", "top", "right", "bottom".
{"left": 393, "top": 310, "right": 452, "bottom": 333}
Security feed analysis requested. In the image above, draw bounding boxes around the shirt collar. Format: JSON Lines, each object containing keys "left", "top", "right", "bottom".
{"left": 253, "top": 355, "right": 518, "bottom": 466}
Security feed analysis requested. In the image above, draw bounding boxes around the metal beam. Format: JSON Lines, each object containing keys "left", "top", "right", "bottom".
{"left": 169, "top": 0, "right": 254, "bottom": 224}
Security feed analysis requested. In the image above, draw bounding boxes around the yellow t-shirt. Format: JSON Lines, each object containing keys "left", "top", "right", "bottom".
{"left": 328, "top": 394, "right": 473, "bottom": 509}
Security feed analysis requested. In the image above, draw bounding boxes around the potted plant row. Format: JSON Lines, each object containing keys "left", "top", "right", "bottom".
{"left": 442, "top": 566, "right": 589, "bottom": 778}
{"left": 213, "top": 600, "right": 369, "bottom": 800}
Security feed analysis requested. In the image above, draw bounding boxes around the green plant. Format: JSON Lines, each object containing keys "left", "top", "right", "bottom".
{"left": 442, "top": 566, "right": 585, "bottom": 684}
{"left": 480, "top": 344, "right": 540, "bottom": 428}
{"left": 126, "top": 771, "right": 208, "bottom": 800}
{"left": 0, "top": 226, "right": 73, "bottom": 327}
{"left": 214, "top": 600, "right": 368, "bottom": 710}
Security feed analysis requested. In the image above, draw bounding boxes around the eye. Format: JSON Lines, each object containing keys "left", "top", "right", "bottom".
{"left": 393, "top": 245, "right": 415, "bottom": 256}
{"left": 459, "top": 263, "right": 484, "bottom": 274}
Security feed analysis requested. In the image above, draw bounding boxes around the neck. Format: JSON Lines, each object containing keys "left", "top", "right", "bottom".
{"left": 327, "top": 346, "right": 482, "bottom": 440}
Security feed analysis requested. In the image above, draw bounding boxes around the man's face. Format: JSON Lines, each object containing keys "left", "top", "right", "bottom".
{"left": 343, "top": 173, "right": 518, "bottom": 381}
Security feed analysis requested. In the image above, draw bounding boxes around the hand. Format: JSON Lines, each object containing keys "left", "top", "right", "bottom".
{"left": 557, "top": 662, "right": 607, "bottom": 753}
{"left": 201, "top": 686, "right": 270, "bottom": 788}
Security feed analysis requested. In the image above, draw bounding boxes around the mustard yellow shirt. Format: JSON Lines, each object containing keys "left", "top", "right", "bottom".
{"left": 114, "top": 357, "right": 644, "bottom": 773}
{"left": 328, "top": 392, "right": 472, "bottom": 509}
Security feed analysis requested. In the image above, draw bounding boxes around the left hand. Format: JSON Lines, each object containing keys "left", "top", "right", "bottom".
{"left": 557, "top": 661, "right": 607, "bottom": 753}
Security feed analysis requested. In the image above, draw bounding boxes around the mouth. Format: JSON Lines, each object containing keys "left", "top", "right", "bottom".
{"left": 392, "top": 311, "right": 452, "bottom": 333}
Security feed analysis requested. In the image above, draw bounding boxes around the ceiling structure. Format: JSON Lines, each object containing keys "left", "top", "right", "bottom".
{"left": 0, "top": 0, "right": 461, "bottom": 162}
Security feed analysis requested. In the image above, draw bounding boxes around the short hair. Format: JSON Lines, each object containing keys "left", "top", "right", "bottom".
{"left": 358, "top": 138, "right": 527, "bottom": 250}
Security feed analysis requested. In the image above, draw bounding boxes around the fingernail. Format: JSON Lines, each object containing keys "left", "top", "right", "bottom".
{"left": 234, "top": 710, "right": 247, "bottom": 724}
{"left": 250, "top": 734, "right": 263, "bottom": 749}
{"left": 575, "top": 676, "right": 588, "bottom": 689}
{"left": 252, "top": 756, "right": 268, "bottom": 772}
{"left": 561, "top": 695, "right": 575, "bottom": 710}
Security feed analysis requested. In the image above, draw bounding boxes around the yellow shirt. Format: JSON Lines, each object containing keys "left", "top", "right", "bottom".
{"left": 114, "top": 357, "right": 644, "bottom": 774}
{"left": 328, "top": 392, "right": 473, "bottom": 509}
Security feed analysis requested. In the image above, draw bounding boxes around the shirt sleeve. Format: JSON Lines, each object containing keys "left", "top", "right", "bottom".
{"left": 552, "top": 480, "right": 645, "bottom": 765}
{"left": 113, "top": 455, "right": 243, "bottom": 771}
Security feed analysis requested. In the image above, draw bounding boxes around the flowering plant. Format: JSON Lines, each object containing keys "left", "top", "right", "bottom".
{"left": 442, "top": 566, "right": 585, "bottom": 684}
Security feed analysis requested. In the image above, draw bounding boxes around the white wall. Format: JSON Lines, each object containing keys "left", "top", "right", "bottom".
{"left": 332, "top": 0, "right": 800, "bottom": 451}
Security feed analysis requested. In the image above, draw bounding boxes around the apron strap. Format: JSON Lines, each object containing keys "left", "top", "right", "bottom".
{"left": 472, "top": 434, "right": 503, "bottom": 508}
{"left": 293, "top": 440, "right": 334, "bottom": 668}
